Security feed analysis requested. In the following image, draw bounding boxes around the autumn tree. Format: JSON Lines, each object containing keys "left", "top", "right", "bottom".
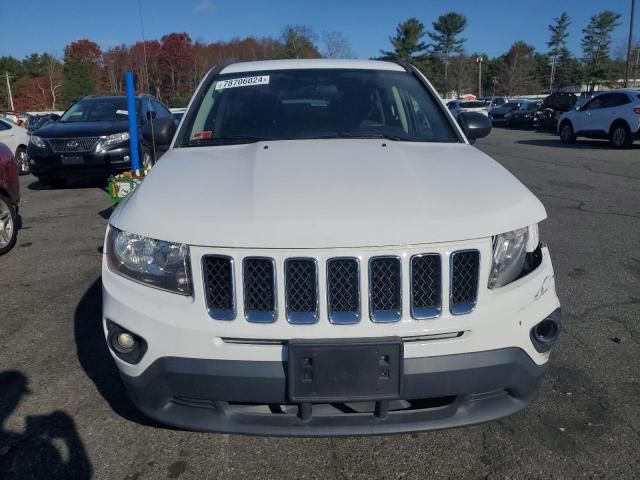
{"left": 103, "top": 45, "right": 130, "bottom": 95}
{"left": 280, "top": 25, "right": 320, "bottom": 59}
{"left": 581, "top": 10, "right": 622, "bottom": 89}
{"left": 322, "top": 32, "right": 356, "bottom": 59}
{"left": 500, "top": 41, "right": 539, "bottom": 96}
{"left": 428, "top": 12, "right": 467, "bottom": 95}
{"left": 159, "top": 33, "right": 194, "bottom": 105}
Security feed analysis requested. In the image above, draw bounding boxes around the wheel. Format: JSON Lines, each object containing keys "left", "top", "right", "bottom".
{"left": 0, "top": 194, "right": 17, "bottom": 255}
{"left": 610, "top": 122, "right": 632, "bottom": 149}
{"left": 559, "top": 121, "right": 576, "bottom": 144}
{"left": 15, "top": 146, "right": 30, "bottom": 175}
{"left": 141, "top": 148, "right": 155, "bottom": 171}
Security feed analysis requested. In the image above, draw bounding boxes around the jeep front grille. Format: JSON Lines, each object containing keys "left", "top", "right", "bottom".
{"left": 202, "top": 255, "right": 235, "bottom": 320}
{"left": 410, "top": 254, "right": 442, "bottom": 319}
{"left": 243, "top": 257, "right": 277, "bottom": 323}
{"left": 202, "top": 249, "right": 481, "bottom": 323}
{"left": 327, "top": 258, "right": 360, "bottom": 324}
{"left": 46, "top": 137, "right": 101, "bottom": 153}
{"left": 450, "top": 250, "right": 480, "bottom": 315}
{"left": 368, "top": 256, "right": 402, "bottom": 322}
{"left": 285, "top": 258, "right": 318, "bottom": 324}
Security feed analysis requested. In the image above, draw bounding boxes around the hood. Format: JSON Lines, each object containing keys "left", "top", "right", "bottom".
{"left": 542, "top": 93, "right": 577, "bottom": 111}
{"left": 491, "top": 104, "right": 519, "bottom": 114}
{"left": 34, "top": 120, "right": 129, "bottom": 138}
{"left": 112, "top": 140, "right": 546, "bottom": 248}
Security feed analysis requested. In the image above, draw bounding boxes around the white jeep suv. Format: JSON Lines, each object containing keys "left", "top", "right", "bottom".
{"left": 559, "top": 89, "right": 640, "bottom": 149}
{"left": 102, "top": 59, "right": 561, "bottom": 436}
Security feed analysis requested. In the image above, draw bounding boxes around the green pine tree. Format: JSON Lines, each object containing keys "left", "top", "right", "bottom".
{"left": 61, "top": 57, "right": 95, "bottom": 106}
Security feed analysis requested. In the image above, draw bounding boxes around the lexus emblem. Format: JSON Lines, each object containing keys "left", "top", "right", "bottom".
{"left": 67, "top": 140, "right": 79, "bottom": 150}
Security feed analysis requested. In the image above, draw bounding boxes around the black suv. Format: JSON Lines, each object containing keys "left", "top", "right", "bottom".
{"left": 28, "top": 95, "right": 171, "bottom": 185}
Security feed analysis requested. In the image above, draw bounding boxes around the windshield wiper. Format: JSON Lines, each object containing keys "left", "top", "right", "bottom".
{"left": 309, "top": 132, "right": 413, "bottom": 141}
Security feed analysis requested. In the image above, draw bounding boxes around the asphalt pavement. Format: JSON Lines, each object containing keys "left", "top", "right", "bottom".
{"left": 1, "top": 128, "right": 639, "bottom": 479}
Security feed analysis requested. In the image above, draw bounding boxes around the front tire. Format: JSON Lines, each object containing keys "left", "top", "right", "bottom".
{"left": 559, "top": 121, "right": 576, "bottom": 144}
{"left": 0, "top": 194, "right": 17, "bottom": 255}
{"left": 15, "top": 146, "right": 30, "bottom": 175}
{"left": 610, "top": 122, "right": 632, "bottom": 149}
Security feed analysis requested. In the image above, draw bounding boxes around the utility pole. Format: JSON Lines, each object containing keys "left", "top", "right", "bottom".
{"left": 624, "top": 0, "right": 636, "bottom": 87}
{"left": 4, "top": 72, "right": 14, "bottom": 111}
{"left": 476, "top": 56, "right": 483, "bottom": 98}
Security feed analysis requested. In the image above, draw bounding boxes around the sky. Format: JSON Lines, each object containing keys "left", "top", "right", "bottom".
{"left": 1, "top": 0, "right": 638, "bottom": 60}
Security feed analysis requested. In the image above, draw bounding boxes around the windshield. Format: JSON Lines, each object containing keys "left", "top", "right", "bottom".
{"left": 518, "top": 102, "right": 539, "bottom": 111}
{"left": 59, "top": 98, "right": 130, "bottom": 123}
{"left": 183, "top": 69, "right": 458, "bottom": 146}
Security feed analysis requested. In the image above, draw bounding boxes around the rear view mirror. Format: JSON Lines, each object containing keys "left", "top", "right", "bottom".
{"left": 142, "top": 117, "right": 176, "bottom": 146}
{"left": 457, "top": 112, "right": 492, "bottom": 141}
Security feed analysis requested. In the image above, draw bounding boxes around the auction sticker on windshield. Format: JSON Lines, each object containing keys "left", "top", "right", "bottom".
{"left": 215, "top": 76, "right": 270, "bottom": 90}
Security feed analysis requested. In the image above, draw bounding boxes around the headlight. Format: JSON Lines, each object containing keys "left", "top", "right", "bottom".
{"left": 100, "top": 132, "right": 130, "bottom": 150}
{"left": 488, "top": 226, "right": 534, "bottom": 289}
{"left": 106, "top": 226, "right": 192, "bottom": 295}
{"left": 30, "top": 135, "right": 46, "bottom": 148}
{"left": 525, "top": 113, "right": 532, "bottom": 118}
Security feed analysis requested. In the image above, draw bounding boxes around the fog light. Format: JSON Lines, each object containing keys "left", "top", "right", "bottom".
{"left": 124, "top": 155, "right": 130, "bottom": 161}
{"left": 117, "top": 332, "right": 135, "bottom": 350}
{"left": 106, "top": 320, "right": 147, "bottom": 364}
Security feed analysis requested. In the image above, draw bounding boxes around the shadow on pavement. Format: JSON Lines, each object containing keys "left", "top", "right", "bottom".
{"left": 74, "top": 278, "right": 155, "bottom": 427}
{"left": 517, "top": 139, "right": 640, "bottom": 150}
{"left": 0, "top": 371, "right": 92, "bottom": 479}
{"left": 28, "top": 177, "right": 108, "bottom": 191}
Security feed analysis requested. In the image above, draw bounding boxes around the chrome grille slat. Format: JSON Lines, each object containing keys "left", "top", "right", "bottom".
{"left": 202, "top": 255, "right": 235, "bottom": 320}
{"left": 327, "top": 258, "right": 360, "bottom": 324}
{"left": 243, "top": 257, "right": 277, "bottom": 323}
{"left": 46, "top": 137, "right": 101, "bottom": 153}
{"left": 410, "top": 254, "right": 442, "bottom": 319}
{"left": 368, "top": 256, "right": 402, "bottom": 323}
{"left": 285, "top": 258, "right": 319, "bottom": 324}
{"left": 450, "top": 250, "right": 480, "bottom": 315}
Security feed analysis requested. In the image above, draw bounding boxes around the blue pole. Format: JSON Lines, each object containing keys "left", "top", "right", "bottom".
{"left": 125, "top": 71, "right": 141, "bottom": 174}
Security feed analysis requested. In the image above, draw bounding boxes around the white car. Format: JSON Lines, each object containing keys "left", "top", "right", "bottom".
{"left": 0, "top": 118, "right": 30, "bottom": 175}
{"left": 102, "top": 59, "right": 560, "bottom": 436}
{"left": 447, "top": 99, "right": 489, "bottom": 119}
{"left": 558, "top": 89, "right": 640, "bottom": 149}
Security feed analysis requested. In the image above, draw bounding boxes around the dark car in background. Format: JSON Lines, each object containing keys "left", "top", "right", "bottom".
{"left": 505, "top": 101, "right": 543, "bottom": 129}
{"left": 0, "top": 143, "right": 20, "bottom": 255}
{"left": 27, "top": 95, "right": 172, "bottom": 186}
{"left": 533, "top": 92, "right": 577, "bottom": 131}
{"left": 489, "top": 100, "right": 527, "bottom": 125}
{"left": 26, "top": 113, "right": 60, "bottom": 132}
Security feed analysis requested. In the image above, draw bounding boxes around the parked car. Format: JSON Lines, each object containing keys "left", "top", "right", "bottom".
{"left": 479, "top": 96, "right": 508, "bottom": 109}
{"left": 27, "top": 95, "right": 172, "bottom": 186}
{"left": 533, "top": 92, "right": 577, "bottom": 131}
{"left": 489, "top": 101, "right": 527, "bottom": 125}
{"left": 102, "top": 59, "right": 560, "bottom": 436}
{"left": 170, "top": 107, "right": 186, "bottom": 127}
{"left": 0, "top": 117, "right": 31, "bottom": 175}
{"left": 446, "top": 99, "right": 489, "bottom": 119}
{"left": 559, "top": 89, "right": 640, "bottom": 148}
{"left": 0, "top": 143, "right": 20, "bottom": 255}
{"left": 504, "top": 101, "right": 543, "bottom": 129}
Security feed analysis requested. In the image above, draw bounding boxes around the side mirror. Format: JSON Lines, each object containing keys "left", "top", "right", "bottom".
{"left": 142, "top": 117, "right": 176, "bottom": 146}
{"left": 457, "top": 112, "right": 492, "bottom": 141}
{"left": 146, "top": 110, "right": 157, "bottom": 121}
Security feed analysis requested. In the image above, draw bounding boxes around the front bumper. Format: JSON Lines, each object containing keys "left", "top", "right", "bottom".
{"left": 28, "top": 146, "right": 132, "bottom": 177}
{"left": 120, "top": 347, "right": 546, "bottom": 436}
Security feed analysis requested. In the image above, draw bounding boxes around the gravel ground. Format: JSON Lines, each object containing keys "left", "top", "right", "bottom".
{"left": 1, "top": 128, "right": 639, "bottom": 479}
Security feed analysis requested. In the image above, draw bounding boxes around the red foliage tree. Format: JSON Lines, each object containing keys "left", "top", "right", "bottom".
{"left": 159, "top": 33, "right": 194, "bottom": 101}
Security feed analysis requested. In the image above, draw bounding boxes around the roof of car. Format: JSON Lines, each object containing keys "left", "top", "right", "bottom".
{"left": 220, "top": 59, "right": 406, "bottom": 74}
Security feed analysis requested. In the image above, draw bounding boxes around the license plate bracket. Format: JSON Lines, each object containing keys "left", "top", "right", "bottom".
{"left": 61, "top": 155, "right": 84, "bottom": 165}
{"left": 288, "top": 338, "right": 403, "bottom": 403}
